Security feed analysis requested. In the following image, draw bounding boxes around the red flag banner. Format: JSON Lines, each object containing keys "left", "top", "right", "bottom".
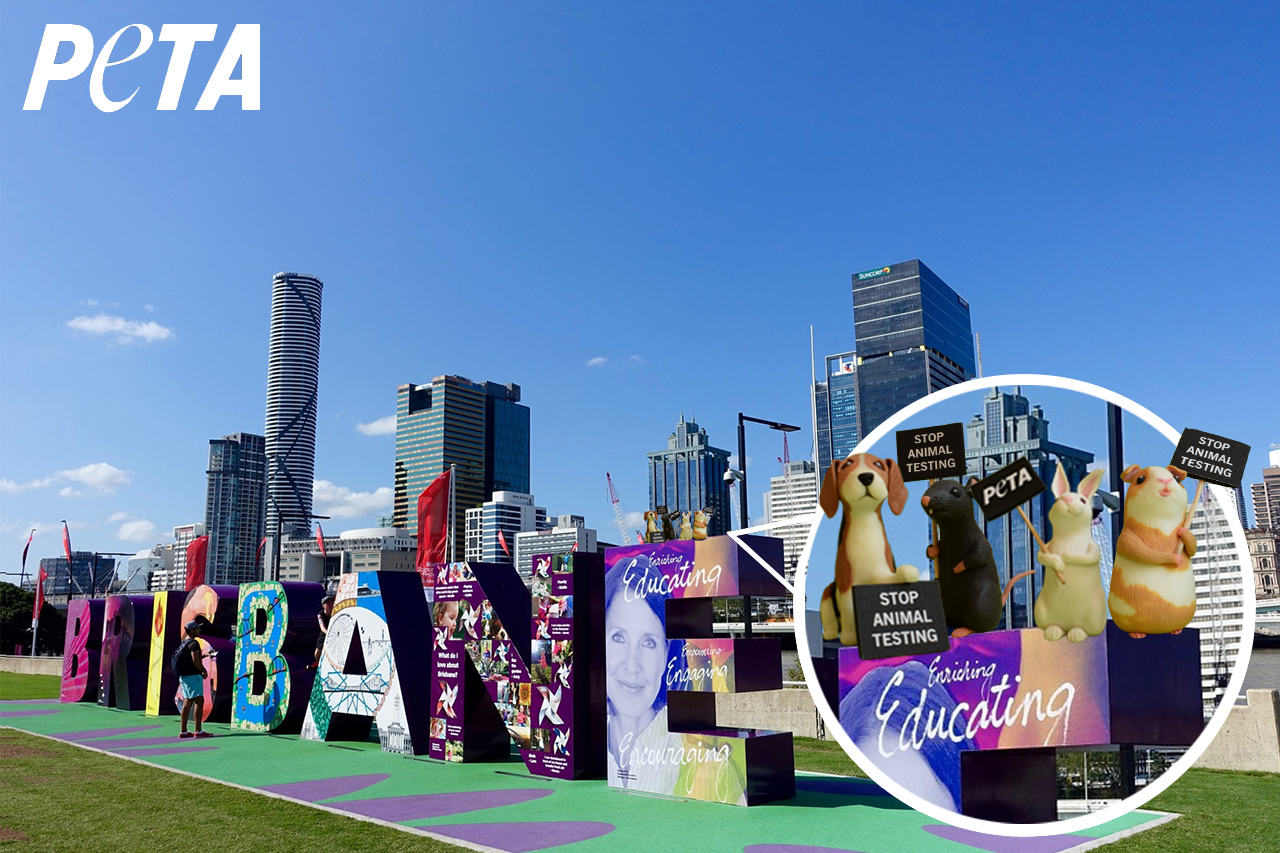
{"left": 32, "top": 567, "right": 47, "bottom": 621}
{"left": 498, "top": 528, "right": 510, "bottom": 557}
{"left": 185, "top": 535, "right": 209, "bottom": 591}
{"left": 255, "top": 536, "right": 267, "bottom": 567}
{"left": 416, "top": 469, "right": 452, "bottom": 568}
{"left": 61, "top": 521, "right": 73, "bottom": 566}
{"left": 571, "top": 539, "right": 580, "bottom": 552}
{"left": 316, "top": 525, "right": 327, "bottom": 558}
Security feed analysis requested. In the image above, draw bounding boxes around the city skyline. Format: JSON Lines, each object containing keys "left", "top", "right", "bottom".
{"left": 2, "top": 4, "right": 1277, "bottom": 568}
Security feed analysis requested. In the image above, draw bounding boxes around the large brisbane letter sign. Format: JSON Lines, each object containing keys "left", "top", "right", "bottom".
{"left": 232, "top": 581, "right": 323, "bottom": 732}
{"left": 604, "top": 535, "right": 795, "bottom": 806}
{"left": 429, "top": 554, "right": 605, "bottom": 779}
{"left": 300, "top": 571, "right": 434, "bottom": 753}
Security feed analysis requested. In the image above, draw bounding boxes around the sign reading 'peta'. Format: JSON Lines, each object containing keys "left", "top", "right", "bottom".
{"left": 24, "top": 24, "right": 259, "bottom": 111}
{"left": 970, "top": 457, "right": 1046, "bottom": 521}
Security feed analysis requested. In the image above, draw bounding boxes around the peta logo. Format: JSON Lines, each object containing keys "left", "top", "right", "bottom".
{"left": 24, "top": 24, "right": 259, "bottom": 112}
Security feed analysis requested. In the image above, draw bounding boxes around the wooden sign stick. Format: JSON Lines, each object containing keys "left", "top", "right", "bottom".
{"left": 1015, "top": 505, "right": 1047, "bottom": 550}
{"left": 1015, "top": 504, "right": 1056, "bottom": 584}
{"left": 1176, "top": 480, "right": 1206, "bottom": 556}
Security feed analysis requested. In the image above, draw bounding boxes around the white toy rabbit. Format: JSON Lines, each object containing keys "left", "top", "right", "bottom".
{"left": 1033, "top": 463, "right": 1107, "bottom": 642}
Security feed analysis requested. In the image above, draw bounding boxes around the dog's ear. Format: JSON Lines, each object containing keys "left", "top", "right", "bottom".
{"left": 820, "top": 461, "right": 840, "bottom": 518}
{"left": 885, "top": 458, "right": 909, "bottom": 515}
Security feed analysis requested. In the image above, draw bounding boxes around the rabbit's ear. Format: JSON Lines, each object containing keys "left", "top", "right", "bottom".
{"left": 1052, "top": 460, "right": 1070, "bottom": 499}
{"left": 1079, "top": 468, "right": 1104, "bottom": 501}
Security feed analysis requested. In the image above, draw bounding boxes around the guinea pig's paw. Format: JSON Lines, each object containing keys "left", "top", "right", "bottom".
{"left": 1067, "top": 627, "right": 1088, "bottom": 643}
{"left": 1044, "top": 625, "right": 1065, "bottom": 642}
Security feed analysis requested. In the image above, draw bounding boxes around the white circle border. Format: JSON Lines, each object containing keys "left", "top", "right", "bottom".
{"left": 791, "top": 372, "right": 1257, "bottom": 837}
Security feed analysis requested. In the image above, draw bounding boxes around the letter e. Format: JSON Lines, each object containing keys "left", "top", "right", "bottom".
{"left": 91, "top": 25, "right": 155, "bottom": 112}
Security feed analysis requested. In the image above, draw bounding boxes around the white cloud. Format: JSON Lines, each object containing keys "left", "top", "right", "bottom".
{"left": 143, "top": 304, "right": 156, "bottom": 313}
{"left": 628, "top": 354, "right": 646, "bottom": 365}
{"left": 56, "top": 462, "right": 132, "bottom": 493}
{"left": 117, "top": 519, "right": 156, "bottom": 542}
{"left": 59, "top": 487, "right": 84, "bottom": 498}
{"left": 312, "top": 480, "right": 394, "bottom": 519}
{"left": 106, "top": 512, "right": 132, "bottom": 523}
{"left": 586, "top": 356, "right": 608, "bottom": 367}
{"left": 0, "top": 476, "right": 56, "bottom": 494}
{"left": 67, "top": 313, "right": 174, "bottom": 344}
{"left": 356, "top": 415, "right": 396, "bottom": 436}
{"left": 624, "top": 510, "right": 647, "bottom": 532}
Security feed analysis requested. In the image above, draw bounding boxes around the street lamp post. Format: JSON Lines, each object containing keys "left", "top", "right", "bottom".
{"left": 269, "top": 509, "right": 330, "bottom": 582}
{"left": 735, "top": 413, "right": 801, "bottom": 639}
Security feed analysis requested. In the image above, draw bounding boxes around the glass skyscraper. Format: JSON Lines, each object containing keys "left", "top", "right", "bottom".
{"left": 392, "top": 376, "right": 530, "bottom": 556}
{"left": 851, "top": 260, "right": 976, "bottom": 437}
{"left": 645, "top": 415, "right": 732, "bottom": 537}
{"left": 814, "top": 351, "right": 860, "bottom": 477}
{"left": 204, "top": 432, "right": 267, "bottom": 586}
{"left": 963, "top": 387, "right": 1094, "bottom": 629}
{"left": 264, "top": 271, "right": 323, "bottom": 576}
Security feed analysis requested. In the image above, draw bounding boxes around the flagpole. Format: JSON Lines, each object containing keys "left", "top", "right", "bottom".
{"left": 449, "top": 464, "right": 457, "bottom": 563}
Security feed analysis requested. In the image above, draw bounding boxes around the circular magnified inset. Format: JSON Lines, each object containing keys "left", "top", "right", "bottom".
{"left": 794, "top": 374, "right": 1254, "bottom": 837}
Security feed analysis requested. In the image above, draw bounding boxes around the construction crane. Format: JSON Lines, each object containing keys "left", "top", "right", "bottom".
{"left": 605, "top": 472, "right": 635, "bottom": 545}
{"left": 777, "top": 432, "right": 791, "bottom": 478}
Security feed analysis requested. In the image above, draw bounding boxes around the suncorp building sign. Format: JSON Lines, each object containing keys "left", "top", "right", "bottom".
{"left": 857, "top": 266, "right": 892, "bottom": 281}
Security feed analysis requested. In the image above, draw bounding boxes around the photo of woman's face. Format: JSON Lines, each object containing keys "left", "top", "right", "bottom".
{"left": 605, "top": 594, "right": 665, "bottom": 720}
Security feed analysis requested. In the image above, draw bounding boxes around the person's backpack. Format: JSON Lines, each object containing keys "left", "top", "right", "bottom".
{"left": 171, "top": 638, "right": 200, "bottom": 677}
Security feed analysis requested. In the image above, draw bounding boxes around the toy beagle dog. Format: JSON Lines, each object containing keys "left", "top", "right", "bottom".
{"left": 818, "top": 453, "right": 919, "bottom": 646}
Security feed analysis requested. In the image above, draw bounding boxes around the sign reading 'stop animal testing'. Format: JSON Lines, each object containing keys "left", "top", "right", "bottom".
{"left": 970, "top": 458, "right": 1046, "bottom": 521}
{"left": 851, "top": 582, "right": 949, "bottom": 659}
{"left": 895, "top": 423, "right": 966, "bottom": 481}
{"left": 1170, "top": 429, "right": 1250, "bottom": 489}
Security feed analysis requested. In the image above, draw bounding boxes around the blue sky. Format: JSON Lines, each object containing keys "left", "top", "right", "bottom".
{"left": 2, "top": 2, "right": 1277, "bottom": 574}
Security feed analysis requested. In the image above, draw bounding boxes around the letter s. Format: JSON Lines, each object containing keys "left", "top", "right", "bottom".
{"left": 25, "top": 24, "right": 94, "bottom": 110}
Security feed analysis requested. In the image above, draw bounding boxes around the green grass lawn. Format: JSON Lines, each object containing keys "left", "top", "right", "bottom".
{"left": 3, "top": 670, "right": 1277, "bottom": 851}
{"left": 0, "top": 729, "right": 467, "bottom": 852}
{"left": 0, "top": 673, "right": 61, "bottom": 701}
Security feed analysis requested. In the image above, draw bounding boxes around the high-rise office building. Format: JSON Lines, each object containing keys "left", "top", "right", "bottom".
{"left": 851, "top": 260, "right": 976, "bottom": 437}
{"left": 963, "top": 387, "right": 1094, "bottom": 629}
{"left": 465, "top": 491, "right": 548, "bottom": 565}
{"left": 279, "top": 527, "right": 416, "bottom": 583}
{"left": 763, "top": 460, "right": 819, "bottom": 582}
{"left": 265, "top": 272, "right": 324, "bottom": 577}
{"left": 37, "top": 552, "right": 110, "bottom": 598}
{"left": 1186, "top": 488, "right": 1248, "bottom": 718}
{"left": 155, "top": 522, "right": 207, "bottom": 592}
{"left": 1250, "top": 447, "right": 1280, "bottom": 531}
{"left": 645, "top": 415, "right": 732, "bottom": 537}
{"left": 205, "top": 432, "right": 267, "bottom": 585}
{"left": 392, "top": 376, "right": 530, "bottom": 555}
{"left": 515, "top": 515, "right": 598, "bottom": 580}
{"left": 814, "top": 352, "right": 859, "bottom": 477}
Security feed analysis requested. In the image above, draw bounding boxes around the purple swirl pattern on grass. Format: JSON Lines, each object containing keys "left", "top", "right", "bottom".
{"left": 339, "top": 789, "right": 552, "bottom": 821}
{"left": 422, "top": 821, "right": 614, "bottom": 852}
{"left": 923, "top": 825, "right": 1091, "bottom": 853}
{"left": 0, "top": 708, "right": 61, "bottom": 717}
{"left": 50, "top": 726, "right": 162, "bottom": 741}
{"left": 260, "top": 774, "right": 391, "bottom": 802}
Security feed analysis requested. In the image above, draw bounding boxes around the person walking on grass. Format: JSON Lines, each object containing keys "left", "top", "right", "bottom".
{"left": 175, "top": 619, "right": 211, "bottom": 739}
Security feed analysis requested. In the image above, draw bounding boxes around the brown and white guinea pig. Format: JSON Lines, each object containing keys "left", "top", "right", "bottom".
{"left": 1108, "top": 464, "right": 1198, "bottom": 639}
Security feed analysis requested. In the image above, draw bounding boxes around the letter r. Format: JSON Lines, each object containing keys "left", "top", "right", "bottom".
{"left": 24, "top": 25, "right": 94, "bottom": 110}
